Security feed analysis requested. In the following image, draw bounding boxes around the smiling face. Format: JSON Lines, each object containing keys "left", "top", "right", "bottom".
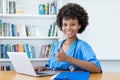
{"left": 62, "top": 18, "right": 81, "bottom": 39}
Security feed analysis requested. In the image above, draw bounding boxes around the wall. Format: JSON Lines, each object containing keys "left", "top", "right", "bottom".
{"left": 100, "top": 60, "right": 120, "bottom": 72}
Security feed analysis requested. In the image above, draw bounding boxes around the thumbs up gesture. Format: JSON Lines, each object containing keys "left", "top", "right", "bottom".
{"left": 55, "top": 48, "right": 69, "bottom": 62}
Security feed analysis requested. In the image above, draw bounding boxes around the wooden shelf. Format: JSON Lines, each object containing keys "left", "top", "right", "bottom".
{"left": 0, "top": 14, "right": 56, "bottom": 19}
{"left": 0, "top": 37, "right": 58, "bottom": 40}
{"left": 0, "top": 58, "right": 48, "bottom": 62}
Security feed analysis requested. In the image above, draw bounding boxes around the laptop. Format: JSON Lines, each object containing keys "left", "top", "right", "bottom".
{"left": 7, "top": 52, "right": 57, "bottom": 77}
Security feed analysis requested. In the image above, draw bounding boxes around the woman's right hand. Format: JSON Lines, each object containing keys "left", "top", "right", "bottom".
{"left": 34, "top": 66, "right": 47, "bottom": 71}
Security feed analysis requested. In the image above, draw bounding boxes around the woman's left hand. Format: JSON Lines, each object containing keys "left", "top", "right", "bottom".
{"left": 55, "top": 51, "right": 69, "bottom": 62}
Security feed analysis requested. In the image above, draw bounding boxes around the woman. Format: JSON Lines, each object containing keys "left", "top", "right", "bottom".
{"left": 35, "top": 3, "right": 102, "bottom": 73}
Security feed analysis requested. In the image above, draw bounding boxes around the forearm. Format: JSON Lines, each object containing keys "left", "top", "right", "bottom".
{"left": 66, "top": 56, "right": 101, "bottom": 73}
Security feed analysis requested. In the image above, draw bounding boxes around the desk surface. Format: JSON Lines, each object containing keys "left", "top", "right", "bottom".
{"left": 0, "top": 71, "right": 120, "bottom": 80}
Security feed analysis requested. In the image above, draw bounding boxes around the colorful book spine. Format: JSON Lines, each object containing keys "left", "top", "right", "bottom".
{"left": 45, "top": 3, "right": 49, "bottom": 15}
{"left": 39, "top": 0, "right": 57, "bottom": 15}
{"left": 48, "top": 21, "right": 57, "bottom": 37}
{"left": 0, "top": 20, "right": 2, "bottom": 36}
{"left": 44, "top": 44, "right": 52, "bottom": 58}
{"left": 1, "top": 44, "right": 7, "bottom": 58}
{"left": 24, "top": 43, "right": 32, "bottom": 58}
{"left": 3, "top": 23, "right": 6, "bottom": 36}
{"left": 39, "top": 4, "right": 45, "bottom": 15}
{"left": 52, "top": 22, "right": 56, "bottom": 36}
{"left": 11, "top": 24, "right": 17, "bottom": 36}
{"left": 9, "top": 1, "right": 16, "bottom": 14}
{"left": 0, "top": 44, "right": 2, "bottom": 59}
{"left": 0, "top": 0, "right": 3, "bottom": 13}
{"left": 30, "top": 45, "right": 36, "bottom": 58}
{"left": 12, "top": 1, "right": 16, "bottom": 14}
{"left": 9, "top": 1, "right": 12, "bottom": 14}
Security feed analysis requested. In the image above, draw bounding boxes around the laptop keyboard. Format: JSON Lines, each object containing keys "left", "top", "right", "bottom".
{"left": 36, "top": 71, "right": 57, "bottom": 75}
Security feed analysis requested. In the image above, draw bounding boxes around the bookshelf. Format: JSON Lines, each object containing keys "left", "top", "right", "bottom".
{"left": 0, "top": 0, "right": 60, "bottom": 71}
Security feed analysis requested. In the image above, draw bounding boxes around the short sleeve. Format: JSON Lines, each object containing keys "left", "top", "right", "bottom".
{"left": 80, "top": 42, "right": 102, "bottom": 72}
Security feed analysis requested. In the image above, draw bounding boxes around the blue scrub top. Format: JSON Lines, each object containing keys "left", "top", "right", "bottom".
{"left": 46, "top": 39, "right": 102, "bottom": 71}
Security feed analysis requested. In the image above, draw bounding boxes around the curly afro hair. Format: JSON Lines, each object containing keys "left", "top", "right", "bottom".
{"left": 56, "top": 3, "right": 89, "bottom": 33}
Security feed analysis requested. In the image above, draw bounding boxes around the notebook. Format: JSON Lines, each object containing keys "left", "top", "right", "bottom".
{"left": 51, "top": 71, "right": 90, "bottom": 80}
{"left": 7, "top": 52, "right": 57, "bottom": 77}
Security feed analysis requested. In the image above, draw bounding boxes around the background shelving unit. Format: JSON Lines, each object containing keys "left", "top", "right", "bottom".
{"left": 0, "top": 0, "right": 60, "bottom": 71}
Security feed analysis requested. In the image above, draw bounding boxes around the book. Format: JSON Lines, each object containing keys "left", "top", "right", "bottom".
{"left": 0, "top": 20, "right": 2, "bottom": 36}
{"left": 2, "top": 0, "right": 7, "bottom": 14}
{"left": 11, "top": 24, "right": 17, "bottom": 36}
{"left": 20, "top": 25, "right": 27, "bottom": 37}
{"left": 45, "top": 3, "right": 49, "bottom": 15}
{"left": 0, "top": 66, "right": 4, "bottom": 71}
{"left": 39, "top": 4, "right": 45, "bottom": 15}
{"left": 44, "top": 44, "right": 52, "bottom": 58}
{"left": 0, "top": 0, "right": 3, "bottom": 13}
{"left": 6, "top": 66, "right": 11, "bottom": 71}
{"left": 9, "top": 1, "right": 16, "bottom": 14}
{"left": 30, "top": 45, "right": 36, "bottom": 58}
{"left": 1, "top": 44, "right": 8, "bottom": 58}
{"left": 0, "top": 44, "right": 1, "bottom": 58}
{"left": 51, "top": 72, "right": 90, "bottom": 80}
{"left": 24, "top": 43, "right": 31, "bottom": 58}
{"left": 6, "top": 0, "right": 9, "bottom": 14}
{"left": 15, "top": 5, "right": 24, "bottom": 14}
{"left": 0, "top": 66, "right": 11, "bottom": 71}
{"left": 39, "top": 45, "right": 46, "bottom": 58}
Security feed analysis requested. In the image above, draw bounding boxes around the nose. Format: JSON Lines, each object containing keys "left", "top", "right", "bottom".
{"left": 65, "top": 25, "right": 71, "bottom": 30}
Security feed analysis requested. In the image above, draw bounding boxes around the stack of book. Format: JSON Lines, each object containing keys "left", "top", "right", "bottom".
{"left": 0, "top": 0, "right": 24, "bottom": 14}
{"left": 0, "top": 66, "right": 11, "bottom": 71}
{"left": 38, "top": 0, "right": 57, "bottom": 15}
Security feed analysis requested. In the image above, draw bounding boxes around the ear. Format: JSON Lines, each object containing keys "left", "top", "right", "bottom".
{"left": 78, "top": 25, "right": 81, "bottom": 29}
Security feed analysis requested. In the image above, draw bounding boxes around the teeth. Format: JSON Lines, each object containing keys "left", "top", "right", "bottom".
{"left": 66, "top": 32, "right": 71, "bottom": 34}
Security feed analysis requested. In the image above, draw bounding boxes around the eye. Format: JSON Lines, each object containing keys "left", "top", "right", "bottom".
{"left": 71, "top": 23, "right": 75, "bottom": 27}
{"left": 62, "top": 23, "right": 67, "bottom": 27}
